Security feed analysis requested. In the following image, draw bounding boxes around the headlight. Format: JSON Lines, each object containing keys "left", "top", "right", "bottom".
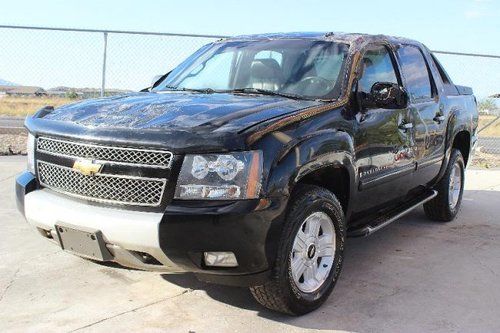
{"left": 26, "top": 133, "right": 35, "bottom": 174}
{"left": 175, "top": 151, "right": 262, "bottom": 200}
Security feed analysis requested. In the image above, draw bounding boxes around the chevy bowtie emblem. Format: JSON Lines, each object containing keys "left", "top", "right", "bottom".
{"left": 73, "top": 159, "right": 103, "bottom": 176}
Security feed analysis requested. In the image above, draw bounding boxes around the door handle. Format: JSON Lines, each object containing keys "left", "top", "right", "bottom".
{"left": 398, "top": 122, "right": 413, "bottom": 131}
{"left": 433, "top": 115, "right": 445, "bottom": 123}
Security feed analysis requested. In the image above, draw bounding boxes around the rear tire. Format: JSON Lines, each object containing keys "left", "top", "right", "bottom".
{"left": 249, "top": 184, "right": 345, "bottom": 315}
{"left": 424, "top": 149, "right": 465, "bottom": 222}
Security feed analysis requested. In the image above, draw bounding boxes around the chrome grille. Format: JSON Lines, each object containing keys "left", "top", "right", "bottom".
{"left": 37, "top": 161, "right": 166, "bottom": 207}
{"left": 37, "top": 137, "right": 173, "bottom": 168}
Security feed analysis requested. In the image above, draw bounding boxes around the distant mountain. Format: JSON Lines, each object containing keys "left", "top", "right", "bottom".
{"left": 0, "top": 78, "right": 17, "bottom": 86}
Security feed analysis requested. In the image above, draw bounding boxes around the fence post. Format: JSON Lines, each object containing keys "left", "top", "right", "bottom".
{"left": 101, "top": 32, "right": 108, "bottom": 97}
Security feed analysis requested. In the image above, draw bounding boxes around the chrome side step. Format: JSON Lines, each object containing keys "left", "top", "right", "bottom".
{"left": 348, "top": 190, "right": 438, "bottom": 237}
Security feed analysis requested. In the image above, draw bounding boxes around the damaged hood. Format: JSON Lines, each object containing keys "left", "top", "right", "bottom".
{"left": 43, "top": 92, "right": 320, "bottom": 133}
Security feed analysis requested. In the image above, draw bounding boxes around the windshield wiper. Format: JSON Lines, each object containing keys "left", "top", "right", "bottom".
{"left": 226, "top": 88, "right": 310, "bottom": 100}
{"left": 162, "top": 86, "right": 216, "bottom": 94}
{"left": 163, "top": 85, "right": 179, "bottom": 90}
{"left": 161, "top": 86, "right": 311, "bottom": 100}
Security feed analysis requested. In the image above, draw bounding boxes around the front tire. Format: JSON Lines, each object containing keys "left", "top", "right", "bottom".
{"left": 250, "top": 184, "right": 345, "bottom": 315}
{"left": 424, "top": 149, "right": 465, "bottom": 222}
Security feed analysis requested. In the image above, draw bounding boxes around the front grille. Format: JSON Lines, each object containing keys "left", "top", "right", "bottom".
{"left": 37, "top": 137, "right": 173, "bottom": 168}
{"left": 37, "top": 161, "right": 166, "bottom": 207}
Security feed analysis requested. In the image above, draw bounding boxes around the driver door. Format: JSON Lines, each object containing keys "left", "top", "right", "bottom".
{"left": 353, "top": 44, "right": 416, "bottom": 213}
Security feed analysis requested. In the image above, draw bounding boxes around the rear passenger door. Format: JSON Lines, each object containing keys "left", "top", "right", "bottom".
{"left": 396, "top": 45, "right": 446, "bottom": 184}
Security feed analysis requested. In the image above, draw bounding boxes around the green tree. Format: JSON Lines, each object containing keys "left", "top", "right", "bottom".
{"left": 478, "top": 99, "right": 497, "bottom": 114}
{"left": 65, "top": 90, "right": 79, "bottom": 99}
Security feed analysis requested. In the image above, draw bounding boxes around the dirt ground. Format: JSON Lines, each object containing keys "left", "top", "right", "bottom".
{"left": 472, "top": 149, "right": 500, "bottom": 168}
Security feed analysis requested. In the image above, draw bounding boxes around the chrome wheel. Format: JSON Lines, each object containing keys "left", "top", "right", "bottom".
{"left": 290, "top": 211, "right": 336, "bottom": 293}
{"left": 448, "top": 161, "right": 462, "bottom": 209}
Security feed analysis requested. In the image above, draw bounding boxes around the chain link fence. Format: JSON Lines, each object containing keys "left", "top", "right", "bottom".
{"left": 430, "top": 50, "right": 500, "bottom": 164}
{"left": 0, "top": 25, "right": 223, "bottom": 96}
{"left": 0, "top": 25, "right": 499, "bottom": 164}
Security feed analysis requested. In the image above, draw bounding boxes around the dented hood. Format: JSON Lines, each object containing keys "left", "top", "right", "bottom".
{"left": 43, "top": 92, "right": 320, "bottom": 133}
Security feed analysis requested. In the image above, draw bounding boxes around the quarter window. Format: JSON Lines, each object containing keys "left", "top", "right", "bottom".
{"left": 397, "top": 45, "right": 432, "bottom": 101}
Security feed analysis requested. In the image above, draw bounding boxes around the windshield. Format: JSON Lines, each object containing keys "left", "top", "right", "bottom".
{"left": 154, "top": 39, "right": 350, "bottom": 100}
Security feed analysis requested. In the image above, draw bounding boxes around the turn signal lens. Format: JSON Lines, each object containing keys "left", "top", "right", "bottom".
{"left": 27, "top": 133, "right": 35, "bottom": 174}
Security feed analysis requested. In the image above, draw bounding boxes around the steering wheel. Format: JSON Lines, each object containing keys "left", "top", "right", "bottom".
{"left": 294, "top": 76, "right": 334, "bottom": 96}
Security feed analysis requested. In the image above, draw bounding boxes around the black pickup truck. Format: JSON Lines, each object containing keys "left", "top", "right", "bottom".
{"left": 16, "top": 32, "right": 478, "bottom": 315}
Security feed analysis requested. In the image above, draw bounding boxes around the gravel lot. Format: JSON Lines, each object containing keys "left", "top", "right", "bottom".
{"left": 1, "top": 156, "right": 499, "bottom": 332}
{"left": 0, "top": 134, "right": 27, "bottom": 155}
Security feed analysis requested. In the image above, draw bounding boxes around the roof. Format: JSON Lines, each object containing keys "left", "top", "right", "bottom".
{"left": 226, "top": 32, "right": 422, "bottom": 48}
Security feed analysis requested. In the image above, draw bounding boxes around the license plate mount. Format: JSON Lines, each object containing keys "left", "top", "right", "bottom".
{"left": 55, "top": 224, "right": 113, "bottom": 261}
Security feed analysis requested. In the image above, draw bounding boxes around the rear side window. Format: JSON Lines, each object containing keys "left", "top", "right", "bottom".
{"left": 430, "top": 53, "right": 451, "bottom": 84}
{"left": 430, "top": 53, "right": 459, "bottom": 96}
{"left": 397, "top": 45, "right": 432, "bottom": 101}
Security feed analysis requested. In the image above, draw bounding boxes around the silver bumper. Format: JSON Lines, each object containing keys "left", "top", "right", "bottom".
{"left": 24, "top": 189, "right": 183, "bottom": 272}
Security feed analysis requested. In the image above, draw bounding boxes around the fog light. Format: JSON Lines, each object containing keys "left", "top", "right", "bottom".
{"left": 204, "top": 252, "right": 238, "bottom": 267}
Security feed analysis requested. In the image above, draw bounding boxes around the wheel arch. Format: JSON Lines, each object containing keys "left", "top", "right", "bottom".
{"left": 294, "top": 165, "right": 351, "bottom": 215}
{"left": 452, "top": 130, "right": 471, "bottom": 166}
{"left": 265, "top": 129, "right": 356, "bottom": 219}
{"left": 444, "top": 108, "right": 474, "bottom": 166}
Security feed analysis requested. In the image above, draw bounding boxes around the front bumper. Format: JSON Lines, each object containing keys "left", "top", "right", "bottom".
{"left": 16, "top": 171, "right": 284, "bottom": 286}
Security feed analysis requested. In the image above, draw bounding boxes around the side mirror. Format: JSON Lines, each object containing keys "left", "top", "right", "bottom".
{"left": 369, "top": 82, "right": 408, "bottom": 109}
{"left": 140, "top": 75, "right": 165, "bottom": 92}
{"left": 143, "top": 71, "right": 172, "bottom": 92}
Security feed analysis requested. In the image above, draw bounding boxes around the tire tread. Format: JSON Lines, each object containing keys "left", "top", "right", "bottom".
{"left": 250, "top": 184, "right": 344, "bottom": 315}
{"left": 424, "top": 149, "right": 464, "bottom": 222}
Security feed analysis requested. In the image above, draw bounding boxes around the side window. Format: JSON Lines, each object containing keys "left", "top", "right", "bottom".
{"left": 397, "top": 45, "right": 432, "bottom": 101}
{"left": 430, "top": 53, "right": 459, "bottom": 96}
{"left": 430, "top": 53, "right": 451, "bottom": 84}
{"left": 358, "top": 45, "right": 398, "bottom": 94}
{"left": 254, "top": 50, "right": 283, "bottom": 66}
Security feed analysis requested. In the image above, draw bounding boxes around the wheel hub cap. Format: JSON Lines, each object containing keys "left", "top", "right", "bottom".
{"left": 449, "top": 162, "right": 462, "bottom": 209}
{"left": 290, "top": 211, "right": 336, "bottom": 293}
{"left": 307, "top": 244, "right": 316, "bottom": 259}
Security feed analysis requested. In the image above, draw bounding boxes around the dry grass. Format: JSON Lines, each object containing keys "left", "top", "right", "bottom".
{"left": 0, "top": 96, "right": 75, "bottom": 116}
{"left": 478, "top": 115, "right": 500, "bottom": 137}
{"left": 471, "top": 150, "right": 500, "bottom": 169}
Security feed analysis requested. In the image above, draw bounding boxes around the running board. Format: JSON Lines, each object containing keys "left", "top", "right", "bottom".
{"left": 348, "top": 190, "right": 438, "bottom": 237}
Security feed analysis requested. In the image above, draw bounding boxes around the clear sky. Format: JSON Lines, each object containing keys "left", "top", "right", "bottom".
{"left": 1, "top": 0, "right": 499, "bottom": 97}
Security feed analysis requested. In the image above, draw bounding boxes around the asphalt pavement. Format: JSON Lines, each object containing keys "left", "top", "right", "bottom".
{"left": 0, "top": 116, "right": 25, "bottom": 134}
